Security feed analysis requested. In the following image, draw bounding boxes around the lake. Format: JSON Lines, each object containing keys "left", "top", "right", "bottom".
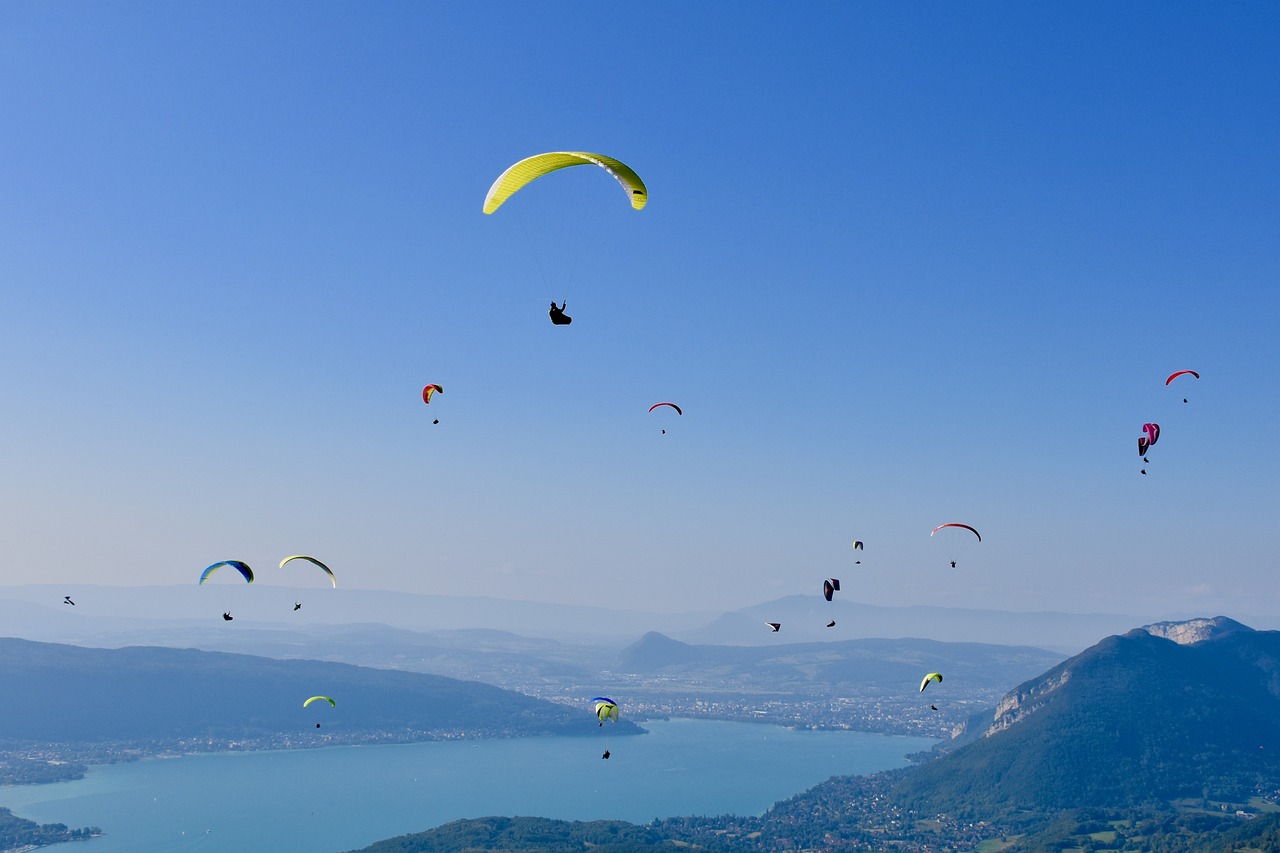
{"left": 2, "top": 720, "right": 935, "bottom": 852}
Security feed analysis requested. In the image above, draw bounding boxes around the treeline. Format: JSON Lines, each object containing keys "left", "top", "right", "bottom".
{"left": 0, "top": 806, "right": 100, "bottom": 848}
{"left": 341, "top": 792, "right": 1280, "bottom": 853}
{"left": 345, "top": 816, "right": 732, "bottom": 853}
{"left": 0, "top": 755, "right": 87, "bottom": 786}
{"left": 1002, "top": 808, "right": 1280, "bottom": 852}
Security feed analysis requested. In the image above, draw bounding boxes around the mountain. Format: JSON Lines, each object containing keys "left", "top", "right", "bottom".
{"left": 889, "top": 616, "right": 1280, "bottom": 814}
{"left": 0, "top": 638, "right": 639, "bottom": 752}
{"left": 2, "top": 583, "right": 1233, "bottom": 654}
{"left": 617, "top": 631, "right": 1064, "bottom": 694}
{"left": 678, "top": 594, "right": 1152, "bottom": 652}
{"left": 0, "top": 608, "right": 1066, "bottom": 744}
{"left": 0, "top": 584, "right": 715, "bottom": 645}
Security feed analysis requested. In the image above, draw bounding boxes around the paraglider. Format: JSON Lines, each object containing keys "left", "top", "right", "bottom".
{"left": 826, "top": 620, "right": 836, "bottom": 628}
{"left": 422, "top": 385, "right": 443, "bottom": 424}
{"left": 484, "top": 152, "right": 647, "bottom": 327}
{"left": 592, "top": 697, "right": 619, "bottom": 758}
{"left": 279, "top": 555, "right": 336, "bottom": 588}
{"left": 930, "top": 524, "right": 980, "bottom": 568}
{"left": 1166, "top": 370, "right": 1199, "bottom": 403}
{"left": 823, "top": 578, "right": 840, "bottom": 602}
{"left": 649, "top": 402, "right": 682, "bottom": 434}
{"left": 202, "top": 561, "right": 252, "bottom": 623}
{"left": 63, "top": 596, "right": 74, "bottom": 606}
{"left": 294, "top": 603, "right": 302, "bottom": 611}
{"left": 766, "top": 622, "right": 781, "bottom": 632}
{"left": 852, "top": 540, "right": 863, "bottom": 564}
{"left": 919, "top": 672, "right": 943, "bottom": 692}
{"left": 1139, "top": 423, "right": 1160, "bottom": 471}
{"left": 199, "top": 561, "right": 254, "bottom": 585}
{"left": 304, "top": 695, "right": 335, "bottom": 728}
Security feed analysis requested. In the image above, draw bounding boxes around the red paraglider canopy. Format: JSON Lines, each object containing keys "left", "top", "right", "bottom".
{"left": 930, "top": 523, "right": 981, "bottom": 542}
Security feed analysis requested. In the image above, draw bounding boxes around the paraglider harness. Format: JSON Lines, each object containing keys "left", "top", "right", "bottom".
{"left": 549, "top": 301, "right": 572, "bottom": 325}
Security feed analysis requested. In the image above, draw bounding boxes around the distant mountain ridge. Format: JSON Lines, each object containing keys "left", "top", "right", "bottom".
{"left": 681, "top": 595, "right": 1150, "bottom": 651}
{"left": 0, "top": 583, "right": 1204, "bottom": 652}
{"left": 0, "top": 638, "right": 637, "bottom": 752}
{"left": 617, "top": 630, "right": 1064, "bottom": 693}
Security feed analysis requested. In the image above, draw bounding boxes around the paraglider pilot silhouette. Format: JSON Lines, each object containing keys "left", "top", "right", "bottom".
{"left": 549, "top": 301, "right": 572, "bottom": 325}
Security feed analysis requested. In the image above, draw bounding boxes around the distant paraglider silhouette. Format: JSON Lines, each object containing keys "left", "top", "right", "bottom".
{"left": 423, "top": 384, "right": 444, "bottom": 425}
{"left": 1166, "top": 369, "right": 1199, "bottom": 403}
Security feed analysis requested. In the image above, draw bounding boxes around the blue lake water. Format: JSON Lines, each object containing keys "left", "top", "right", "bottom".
{"left": 2, "top": 720, "right": 935, "bottom": 852}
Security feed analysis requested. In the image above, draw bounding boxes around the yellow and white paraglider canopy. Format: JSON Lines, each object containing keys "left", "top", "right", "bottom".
{"left": 279, "top": 555, "right": 336, "bottom": 588}
{"left": 483, "top": 152, "right": 647, "bottom": 215}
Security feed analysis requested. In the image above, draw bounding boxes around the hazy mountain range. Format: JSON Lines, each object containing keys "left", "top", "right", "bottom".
{"left": 0, "top": 582, "right": 1214, "bottom": 652}
{"left": 617, "top": 630, "right": 1063, "bottom": 695}
{"left": 0, "top": 581, "right": 1072, "bottom": 736}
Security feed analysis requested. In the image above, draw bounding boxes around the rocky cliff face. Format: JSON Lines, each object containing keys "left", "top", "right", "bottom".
{"left": 1141, "top": 615, "right": 1251, "bottom": 646}
{"left": 976, "top": 618, "right": 1255, "bottom": 739}
{"left": 985, "top": 668, "right": 1071, "bottom": 736}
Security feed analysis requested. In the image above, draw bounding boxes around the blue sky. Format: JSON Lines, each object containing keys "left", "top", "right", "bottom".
{"left": 1, "top": 2, "right": 1276, "bottom": 620}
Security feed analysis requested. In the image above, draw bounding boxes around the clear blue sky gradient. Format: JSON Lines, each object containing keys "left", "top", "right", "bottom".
{"left": 1, "top": 2, "right": 1276, "bottom": 618}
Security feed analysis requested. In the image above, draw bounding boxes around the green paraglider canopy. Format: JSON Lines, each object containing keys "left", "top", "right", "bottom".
{"left": 592, "top": 697, "right": 619, "bottom": 723}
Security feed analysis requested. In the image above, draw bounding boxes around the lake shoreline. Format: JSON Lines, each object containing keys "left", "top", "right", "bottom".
{"left": 0, "top": 720, "right": 937, "bottom": 852}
